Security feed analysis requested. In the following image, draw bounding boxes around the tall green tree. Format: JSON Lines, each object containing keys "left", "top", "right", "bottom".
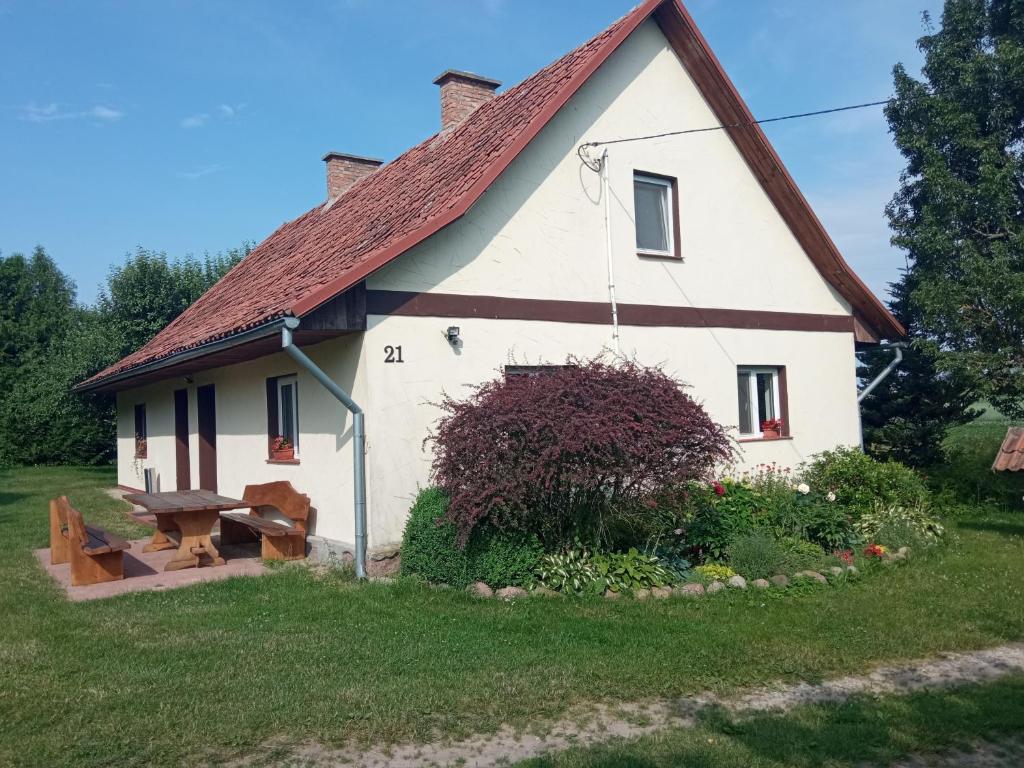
{"left": 0, "top": 243, "right": 249, "bottom": 466}
{"left": 885, "top": 0, "right": 1024, "bottom": 417}
{"left": 96, "top": 245, "right": 249, "bottom": 360}
{"left": 859, "top": 274, "right": 981, "bottom": 467}
{"left": 0, "top": 246, "right": 75, "bottom": 392}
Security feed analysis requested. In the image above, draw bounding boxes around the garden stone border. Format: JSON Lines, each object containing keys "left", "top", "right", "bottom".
{"left": 420, "top": 557, "right": 880, "bottom": 601}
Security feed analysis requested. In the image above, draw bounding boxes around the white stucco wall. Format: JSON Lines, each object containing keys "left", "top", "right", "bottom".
{"left": 117, "top": 333, "right": 368, "bottom": 546}
{"left": 368, "top": 19, "right": 852, "bottom": 317}
{"left": 114, "top": 18, "right": 867, "bottom": 553}
{"left": 359, "top": 315, "right": 861, "bottom": 547}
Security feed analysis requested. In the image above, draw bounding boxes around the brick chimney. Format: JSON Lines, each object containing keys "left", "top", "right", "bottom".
{"left": 433, "top": 70, "right": 501, "bottom": 132}
{"left": 322, "top": 152, "right": 383, "bottom": 200}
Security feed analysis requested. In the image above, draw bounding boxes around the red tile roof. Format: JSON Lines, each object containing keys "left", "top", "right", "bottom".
{"left": 992, "top": 427, "right": 1024, "bottom": 472}
{"left": 80, "top": 0, "right": 902, "bottom": 391}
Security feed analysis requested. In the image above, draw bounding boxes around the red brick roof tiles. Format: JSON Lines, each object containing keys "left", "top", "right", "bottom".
{"left": 992, "top": 427, "right": 1024, "bottom": 472}
{"left": 82, "top": 2, "right": 650, "bottom": 388}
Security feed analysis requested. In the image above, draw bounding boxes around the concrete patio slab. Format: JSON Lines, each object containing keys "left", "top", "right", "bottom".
{"left": 35, "top": 537, "right": 269, "bottom": 601}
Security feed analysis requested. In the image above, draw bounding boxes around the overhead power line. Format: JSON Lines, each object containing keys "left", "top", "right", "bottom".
{"left": 580, "top": 98, "right": 892, "bottom": 149}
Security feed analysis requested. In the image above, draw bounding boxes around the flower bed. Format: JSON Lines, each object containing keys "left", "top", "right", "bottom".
{"left": 400, "top": 359, "right": 947, "bottom": 601}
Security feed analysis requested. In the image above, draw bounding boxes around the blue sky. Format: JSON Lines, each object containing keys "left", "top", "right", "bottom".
{"left": 0, "top": 0, "right": 939, "bottom": 304}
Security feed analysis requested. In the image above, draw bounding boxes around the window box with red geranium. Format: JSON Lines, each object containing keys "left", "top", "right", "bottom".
{"left": 270, "top": 435, "right": 294, "bottom": 461}
{"left": 761, "top": 418, "right": 784, "bottom": 440}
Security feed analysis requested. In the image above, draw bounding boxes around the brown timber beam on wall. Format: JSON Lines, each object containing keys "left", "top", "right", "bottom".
{"left": 366, "top": 290, "right": 855, "bottom": 333}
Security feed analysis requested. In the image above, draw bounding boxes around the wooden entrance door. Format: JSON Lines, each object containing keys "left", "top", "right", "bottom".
{"left": 197, "top": 384, "right": 217, "bottom": 492}
{"left": 174, "top": 389, "right": 191, "bottom": 490}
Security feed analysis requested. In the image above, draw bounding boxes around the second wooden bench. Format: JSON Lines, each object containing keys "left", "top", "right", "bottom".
{"left": 219, "top": 481, "right": 310, "bottom": 561}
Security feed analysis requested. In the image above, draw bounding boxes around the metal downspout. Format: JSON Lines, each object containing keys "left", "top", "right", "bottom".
{"left": 857, "top": 343, "right": 905, "bottom": 404}
{"left": 281, "top": 317, "right": 367, "bottom": 579}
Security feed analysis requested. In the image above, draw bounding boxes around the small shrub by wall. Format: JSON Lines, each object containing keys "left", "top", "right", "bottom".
{"left": 400, "top": 488, "right": 468, "bottom": 586}
{"left": 400, "top": 488, "right": 542, "bottom": 588}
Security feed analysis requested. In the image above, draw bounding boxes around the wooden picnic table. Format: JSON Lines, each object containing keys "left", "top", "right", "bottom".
{"left": 124, "top": 490, "right": 250, "bottom": 572}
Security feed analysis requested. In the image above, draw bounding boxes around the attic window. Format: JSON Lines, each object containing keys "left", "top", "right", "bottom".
{"left": 633, "top": 171, "right": 679, "bottom": 259}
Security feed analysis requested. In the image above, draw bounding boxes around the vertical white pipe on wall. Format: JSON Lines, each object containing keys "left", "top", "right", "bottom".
{"left": 601, "top": 149, "right": 621, "bottom": 354}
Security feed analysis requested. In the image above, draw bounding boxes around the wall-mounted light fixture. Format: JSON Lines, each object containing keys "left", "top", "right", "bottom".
{"left": 445, "top": 326, "right": 461, "bottom": 347}
{"left": 184, "top": 375, "right": 195, "bottom": 384}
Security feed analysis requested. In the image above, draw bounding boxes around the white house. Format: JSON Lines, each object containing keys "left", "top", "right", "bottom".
{"left": 76, "top": 0, "right": 903, "bottom": 570}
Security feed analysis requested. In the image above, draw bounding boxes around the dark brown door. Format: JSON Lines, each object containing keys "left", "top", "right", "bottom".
{"left": 197, "top": 384, "right": 217, "bottom": 492}
{"left": 174, "top": 389, "right": 191, "bottom": 490}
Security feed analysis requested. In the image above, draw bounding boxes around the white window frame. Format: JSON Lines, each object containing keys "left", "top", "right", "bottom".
{"left": 737, "top": 367, "right": 781, "bottom": 438}
{"left": 633, "top": 172, "right": 675, "bottom": 258}
{"left": 276, "top": 375, "right": 299, "bottom": 455}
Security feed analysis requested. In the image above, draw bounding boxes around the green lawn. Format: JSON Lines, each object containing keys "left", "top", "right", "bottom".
{"left": 516, "top": 675, "right": 1024, "bottom": 767}
{"left": 1, "top": 465, "right": 1023, "bottom": 767}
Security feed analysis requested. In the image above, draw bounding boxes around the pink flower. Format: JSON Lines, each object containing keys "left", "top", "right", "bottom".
{"left": 713, "top": 482, "right": 726, "bottom": 497}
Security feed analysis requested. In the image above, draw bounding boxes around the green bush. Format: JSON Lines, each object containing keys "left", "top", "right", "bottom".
{"left": 855, "top": 502, "right": 946, "bottom": 549}
{"left": 536, "top": 547, "right": 675, "bottom": 595}
{"left": 652, "top": 537, "right": 693, "bottom": 582}
{"left": 466, "top": 528, "right": 544, "bottom": 588}
{"left": 777, "top": 536, "right": 828, "bottom": 571}
{"left": 693, "top": 563, "right": 736, "bottom": 582}
{"left": 759, "top": 493, "right": 859, "bottom": 551}
{"left": 685, "top": 480, "right": 758, "bottom": 560}
{"left": 800, "top": 446, "right": 931, "bottom": 519}
{"left": 400, "top": 488, "right": 469, "bottom": 586}
{"left": 400, "top": 488, "right": 543, "bottom": 588}
{"left": 593, "top": 549, "right": 674, "bottom": 593}
{"left": 726, "top": 531, "right": 789, "bottom": 580}
{"left": 536, "top": 549, "right": 601, "bottom": 595}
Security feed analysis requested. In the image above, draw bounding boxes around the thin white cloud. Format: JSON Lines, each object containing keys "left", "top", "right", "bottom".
{"left": 18, "top": 101, "right": 122, "bottom": 123}
{"left": 89, "top": 105, "right": 123, "bottom": 121}
{"left": 20, "top": 102, "right": 61, "bottom": 122}
{"left": 180, "top": 104, "right": 244, "bottom": 128}
{"left": 175, "top": 164, "right": 223, "bottom": 180}
{"left": 217, "top": 103, "right": 244, "bottom": 118}
{"left": 180, "top": 113, "right": 209, "bottom": 129}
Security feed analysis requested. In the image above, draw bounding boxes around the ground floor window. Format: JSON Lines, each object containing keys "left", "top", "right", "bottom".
{"left": 134, "top": 403, "right": 147, "bottom": 458}
{"left": 504, "top": 364, "right": 574, "bottom": 379}
{"left": 267, "top": 374, "right": 299, "bottom": 456}
{"left": 737, "top": 366, "right": 785, "bottom": 437}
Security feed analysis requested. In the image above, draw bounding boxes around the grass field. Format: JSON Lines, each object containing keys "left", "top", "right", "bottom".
{"left": 515, "top": 675, "right": 1024, "bottom": 767}
{"left": 1, "top": 462, "right": 1023, "bottom": 767}
{"left": 931, "top": 417, "right": 1024, "bottom": 509}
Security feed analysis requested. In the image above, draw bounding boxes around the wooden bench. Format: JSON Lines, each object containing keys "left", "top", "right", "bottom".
{"left": 218, "top": 481, "right": 310, "bottom": 561}
{"left": 49, "top": 496, "right": 131, "bottom": 586}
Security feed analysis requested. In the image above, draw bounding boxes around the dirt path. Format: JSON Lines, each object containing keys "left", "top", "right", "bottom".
{"left": 255, "top": 643, "right": 1024, "bottom": 768}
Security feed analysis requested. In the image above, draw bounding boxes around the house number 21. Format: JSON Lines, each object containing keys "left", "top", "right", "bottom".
{"left": 384, "top": 345, "right": 404, "bottom": 363}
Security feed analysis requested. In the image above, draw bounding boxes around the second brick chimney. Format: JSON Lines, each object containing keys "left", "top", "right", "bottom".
{"left": 323, "top": 152, "right": 383, "bottom": 200}
{"left": 433, "top": 70, "right": 501, "bottom": 132}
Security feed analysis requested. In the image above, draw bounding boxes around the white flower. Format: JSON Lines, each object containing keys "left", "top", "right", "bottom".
{"left": 797, "top": 483, "right": 810, "bottom": 495}
{"left": 827, "top": 491, "right": 836, "bottom": 502}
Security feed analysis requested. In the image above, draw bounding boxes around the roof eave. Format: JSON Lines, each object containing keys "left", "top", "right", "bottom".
{"left": 73, "top": 317, "right": 292, "bottom": 394}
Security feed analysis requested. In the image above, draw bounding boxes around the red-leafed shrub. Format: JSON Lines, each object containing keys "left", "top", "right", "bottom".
{"left": 430, "top": 357, "right": 734, "bottom": 547}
